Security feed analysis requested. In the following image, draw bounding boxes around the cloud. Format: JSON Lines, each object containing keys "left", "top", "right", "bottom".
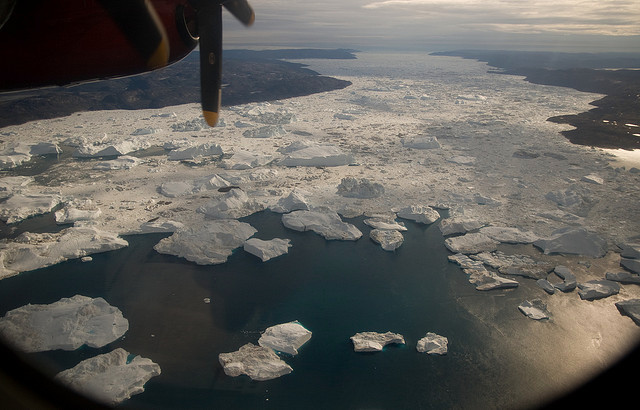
{"left": 222, "top": 0, "right": 640, "bottom": 51}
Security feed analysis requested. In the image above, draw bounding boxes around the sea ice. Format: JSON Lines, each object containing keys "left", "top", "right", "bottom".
{"left": 363, "top": 217, "right": 407, "bottom": 231}
{"left": 350, "top": 331, "right": 405, "bottom": 352}
{"left": 337, "top": 177, "right": 384, "bottom": 198}
{"left": 0, "top": 142, "right": 32, "bottom": 169}
{"left": 279, "top": 143, "right": 354, "bottom": 167}
{"left": 416, "top": 332, "right": 448, "bottom": 355}
{"left": 396, "top": 205, "right": 440, "bottom": 224}
{"left": 269, "top": 189, "right": 311, "bottom": 213}
{"left": 218, "top": 343, "right": 293, "bottom": 381}
{"left": 73, "top": 139, "right": 149, "bottom": 158}
{"left": 93, "top": 155, "right": 142, "bottom": 170}
{"left": 448, "top": 253, "right": 519, "bottom": 291}
{"left": 0, "top": 192, "right": 62, "bottom": 224}
{"left": 128, "top": 219, "right": 185, "bottom": 235}
{"left": 153, "top": 220, "right": 257, "bottom": 265}
{"left": 0, "top": 295, "right": 128, "bottom": 352}
{"left": 221, "top": 150, "right": 273, "bottom": 170}
{"left": 244, "top": 238, "right": 291, "bottom": 261}
{"left": 54, "top": 200, "right": 102, "bottom": 225}
{"left": 55, "top": 348, "right": 160, "bottom": 405}
{"left": 615, "top": 299, "right": 640, "bottom": 326}
{"left": 444, "top": 233, "right": 499, "bottom": 254}
{"left": 401, "top": 136, "right": 441, "bottom": 149}
{"left": 605, "top": 271, "right": 640, "bottom": 284}
{"left": 166, "top": 142, "right": 223, "bottom": 161}
{"left": 197, "top": 189, "right": 264, "bottom": 219}
{"left": 258, "top": 320, "right": 312, "bottom": 355}
{"left": 577, "top": 280, "right": 620, "bottom": 300}
{"left": 619, "top": 243, "right": 640, "bottom": 259}
{"left": 621, "top": 258, "right": 640, "bottom": 274}
{"left": 242, "top": 125, "right": 286, "bottom": 138}
{"left": 0, "top": 227, "right": 128, "bottom": 278}
{"left": 438, "top": 217, "right": 485, "bottom": 236}
{"left": 370, "top": 229, "right": 404, "bottom": 251}
{"left": 282, "top": 210, "right": 362, "bottom": 240}
{"left": 553, "top": 265, "right": 577, "bottom": 292}
{"left": 518, "top": 299, "right": 551, "bottom": 320}
{"left": 0, "top": 176, "right": 33, "bottom": 198}
{"left": 581, "top": 174, "right": 604, "bottom": 185}
{"left": 533, "top": 227, "right": 608, "bottom": 258}
{"left": 479, "top": 226, "right": 539, "bottom": 244}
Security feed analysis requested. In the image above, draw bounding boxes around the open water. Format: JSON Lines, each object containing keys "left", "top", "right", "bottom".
{"left": 0, "top": 211, "right": 541, "bottom": 409}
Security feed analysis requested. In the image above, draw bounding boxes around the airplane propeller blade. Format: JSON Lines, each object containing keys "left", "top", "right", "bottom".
{"left": 196, "top": 2, "right": 223, "bottom": 127}
{"left": 192, "top": 0, "right": 254, "bottom": 126}
{"left": 222, "top": 0, "right": 255, "bottom": 27}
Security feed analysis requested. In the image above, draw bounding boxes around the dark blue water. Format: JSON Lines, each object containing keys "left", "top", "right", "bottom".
{"left": 0, "top": 211, "right": 525, "bottom": 409}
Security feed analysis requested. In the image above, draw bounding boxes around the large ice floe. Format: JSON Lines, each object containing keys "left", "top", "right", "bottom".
{"left": 219, "top": 343, "right": 293, "bottom": 381}
{"left": 154, "top": 220, "right": 257, "bottom": 265}
{"left": 282, "top": 209, "right": 362, "bottom": 240}
{"left": 0, "top": 192, "right": 62, "bottom": 224}
{"left": 55, "top": 348, "right": 160, "bottom": 405}
{"left": 0, "top": 227, "right": 128, "bottom": 279}
{"left": 0, "top": 295, "right": 128, "bottom": 352}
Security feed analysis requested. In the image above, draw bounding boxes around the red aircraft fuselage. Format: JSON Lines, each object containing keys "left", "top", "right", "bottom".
{"left": 0, "top": 0, "right": 199, "bottom": 91}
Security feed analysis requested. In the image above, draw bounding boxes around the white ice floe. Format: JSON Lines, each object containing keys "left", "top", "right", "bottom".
{"left": 93, "top": 155, "right": 142, "bottom": 170}
{"left": 258, "top": 320, "right": 312, "bottom": 355}
{"left": 438, "top": 217, "right": 485, "bottom": 236}
{"left": 533, "top": 227, "right": 608, "bottom": 258}
{"left": 518, "top": 299, "right": 551, "bottom": 320}
{"left": 615, "top": 299, "right": 640, "bottom": 326}
{"left": 197, "top": 189, "right": 264, "bottom": 219}
{"left": 242, "top": 125, "right": 287, "bottom": 138}
{"left": 166, "top": 142, "right": 223, "bottom": 161}
{"left": 73, "top": 138, "right": 149, "bottom": 158}
{"left": 416, "top": 332, "right": 448, "bottom": 355}
{"left": 401, "top": 136, "right": 441, "bottom": 149}
{"left": 0, "top": 227, "right": 128, "bottom": 278}
{"left": 153, "top": 220, "right": 257, "bottom": 265}
{"left": 370, "top": 229, "right": 404, "bottom": 251}
{"left": 55, "top": 348, "right": 160, "bottom": 405}
{"left": 269, "top": 189, "right": 311, "bottom": 213}
{"left": 221, "top": 150, "right": 273, "bottom": 170}
{"left": 448, "top": 253, "right": 519, "bottom": 291}
{"left": 244, "top": 238, "right": 291, "bottom": 262}
{"left": 479, "top": 226, "right": 539, "bottom": 244}
{"left": 444, "top": 232, "right": 499, "bottom": 254}
{"left": 581, "top": 174, "right": 604, "bottom": 185}
{"left": 337, "top": 177, "right": 384, "bottom": 198}
{"left": 363, "top": 217, "right": 407, "bottom": 231}
{"left": 0, "top": 142, "right": 58, "bottom": 169}
{"left": 0, "top": 192, "right": 62, "bottom": 224}
{"left": 0, "top": 176, "right": 33, "bottom": 198}
{"left": 219, "top": 343, "right": 293, "bottom": 381}
{"left": 127, "top": 219, "right": 185, "bottom": 235}
{"left": 396, "top": 205, "right": 440, "bottom": 224}
{"left": 0, "top": 295, "right": 128, "bottom": 352}
{"left": 282, "top": 210, "right": 362, "bottom": 240}
{"left": 279, "top": 143, "right": 354, "bottom": 167}
{"left": 54, "top": 200, "right": 102, "bottom": 225}
{"left": 350, "top": 331, "right": 405, "bottom": 352}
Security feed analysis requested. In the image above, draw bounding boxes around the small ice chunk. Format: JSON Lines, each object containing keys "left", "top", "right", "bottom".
{"left": 282, "top": 210, "right": 362, "bottom": 241}
{"left": 396, "top": 205, "right": 440, "bottom": 224}
{"left": 244, "top": 238, "right": 291, "bottom": 262}
{"left": 350, "top": 331, "right": 405, "bottom": 352}
{"left": 518, "top": 299, "right": 551, "bottom": 320}
{"left": 258, "top": 321, "right": 312, "bottom": 355}
{"left": 370, "top": 229, "right": 404, "bottom": 251}
{"left": 416, "top": 332, "right": 448, "bottom": 355}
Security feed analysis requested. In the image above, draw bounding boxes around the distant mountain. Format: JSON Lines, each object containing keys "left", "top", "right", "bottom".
{"left": 432, "top": 50, "right": 640, "bottom": 150}
{"left": 0, "top": 49, "right": 355, "bottom": 128}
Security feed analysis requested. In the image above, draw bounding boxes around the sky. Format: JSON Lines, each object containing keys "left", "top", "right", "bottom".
{"left": 222, "top": 0, "right": 640, "bottom": 52}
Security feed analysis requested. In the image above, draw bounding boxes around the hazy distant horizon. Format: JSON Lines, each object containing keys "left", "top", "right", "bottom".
{"left": 221, "top": 0, "right": 640, "bottom": 53}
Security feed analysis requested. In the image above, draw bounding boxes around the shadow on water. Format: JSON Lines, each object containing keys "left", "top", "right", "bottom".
{"left": 0, "top": 211, "right": 523, "bottom": 409}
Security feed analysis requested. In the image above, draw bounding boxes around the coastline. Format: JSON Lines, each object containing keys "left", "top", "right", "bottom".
{"left": 431, "top": 50, "right": 640, "bottom": 150}
{"left": 0, "top": 49, "right": 355, "bottom": 128}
